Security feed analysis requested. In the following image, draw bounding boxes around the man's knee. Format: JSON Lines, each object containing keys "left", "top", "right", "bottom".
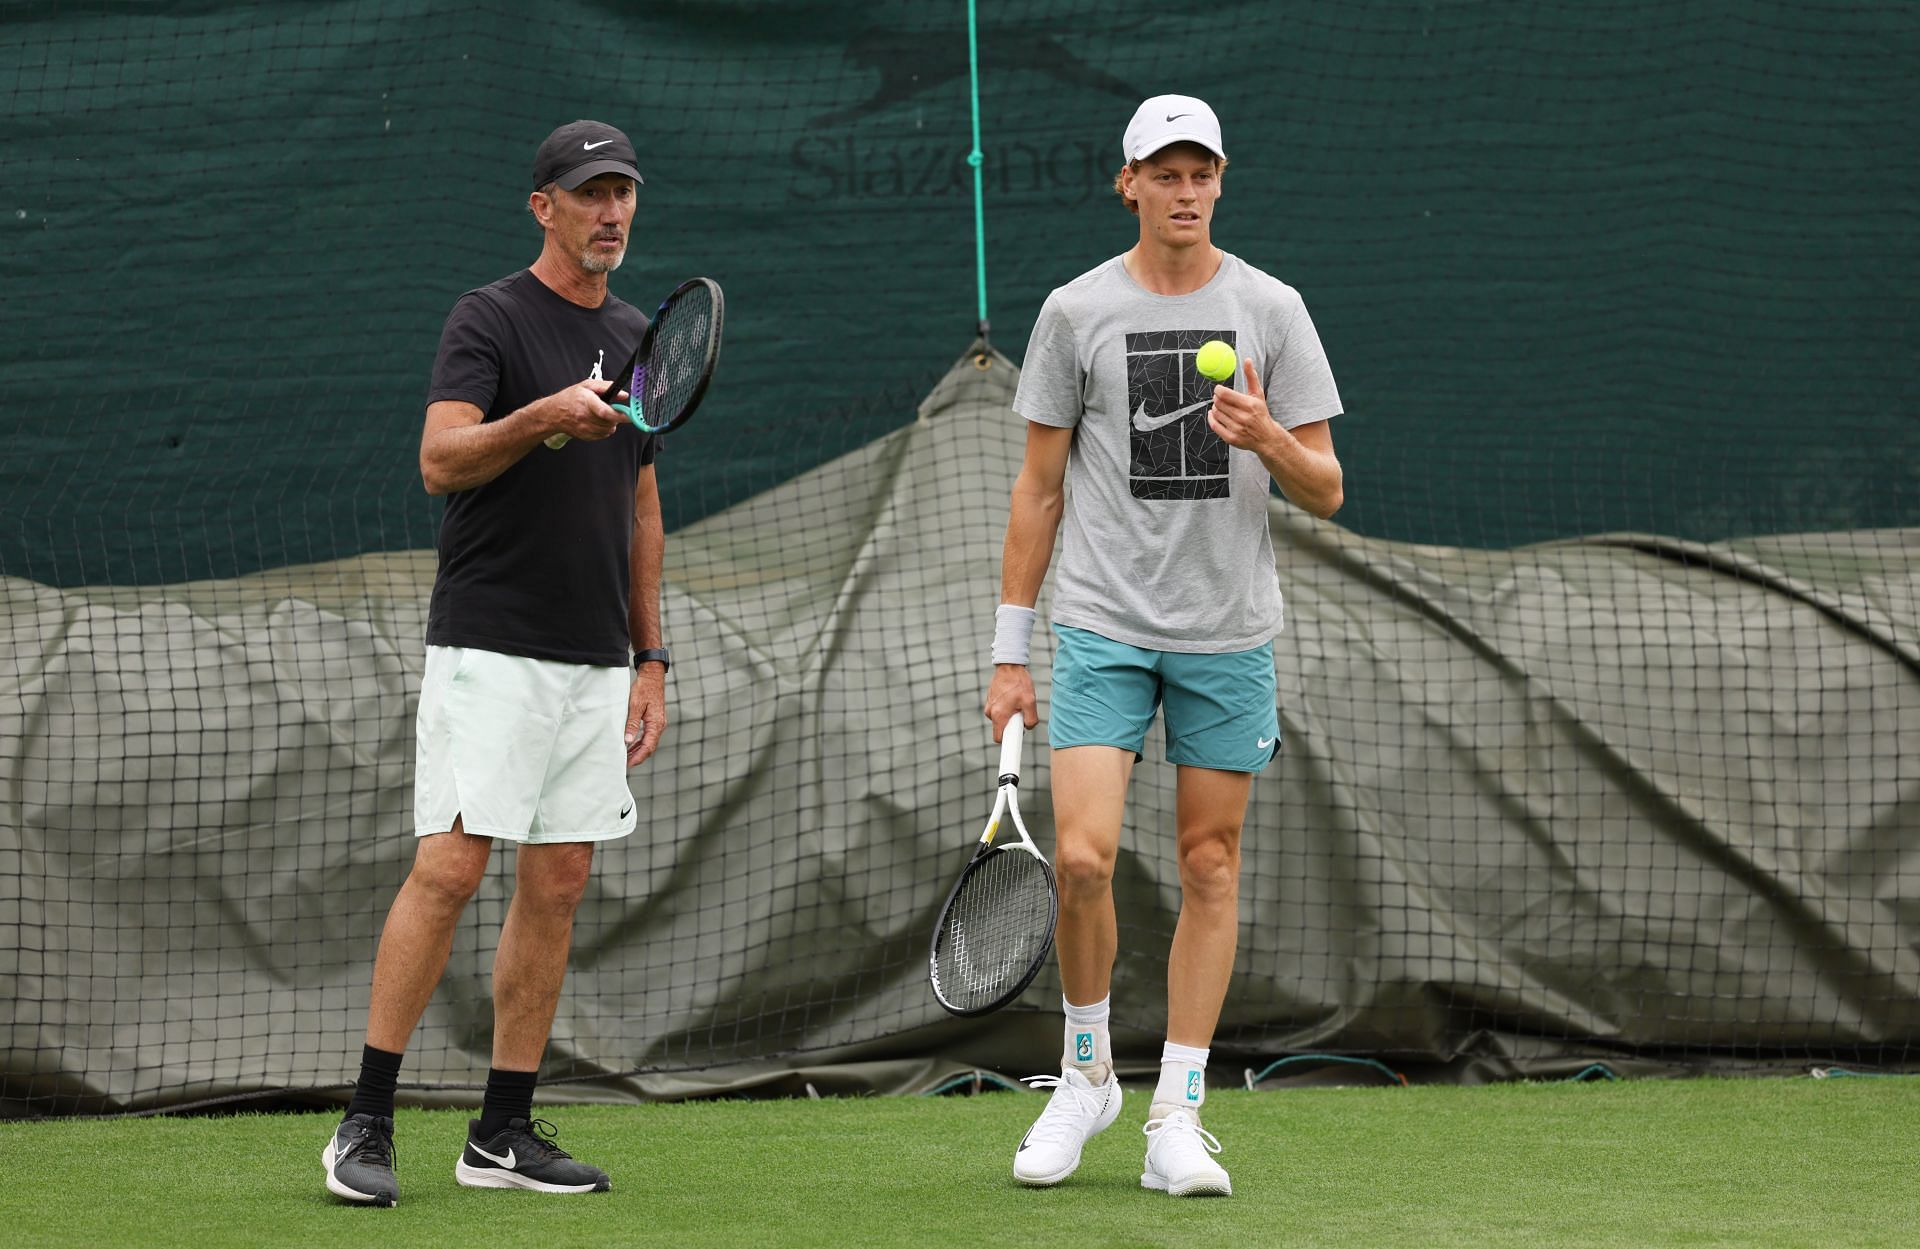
{"left": 518, "top": 842, "right": 595, "bottom": 911}
{"left": 406, "top": 828, "right": 491, "bottom": 910}
{"left": 1177, "top": 833, "right": 1240, "bottom": 904}
{"left": 1054, "top": 839, "right": 1116, "bottom": 899}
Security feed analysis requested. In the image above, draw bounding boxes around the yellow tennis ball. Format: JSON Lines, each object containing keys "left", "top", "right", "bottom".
{"left": 1195, "top": 339, "right": 1236, "bottom": 382}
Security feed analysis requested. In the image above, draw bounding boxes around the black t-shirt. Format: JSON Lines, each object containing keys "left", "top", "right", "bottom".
{"left": 424, "top": 269, "right": 655, "bottom": 666}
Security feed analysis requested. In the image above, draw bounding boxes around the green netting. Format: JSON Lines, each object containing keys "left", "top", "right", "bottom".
{"left": 3, "top": 1, "right": 1914, "bottom": 585}
{"left": 2, "top": 2, "right": 1916, "bottom": 1115}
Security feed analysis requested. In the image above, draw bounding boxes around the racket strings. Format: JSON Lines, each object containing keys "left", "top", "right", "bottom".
{"left": 643, "top": 286, "right": 716, "bottom": 424}
{"left": 933, "top": 849, "right": 1054, "bottom": 1012}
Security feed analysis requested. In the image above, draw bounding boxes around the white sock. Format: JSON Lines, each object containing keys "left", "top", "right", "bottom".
{"left": 1150, "top": 1041, "right": 1209, "bottom": 1119}
{"left": 1062, "top": 995, "right": 1112, "bottom": 1080}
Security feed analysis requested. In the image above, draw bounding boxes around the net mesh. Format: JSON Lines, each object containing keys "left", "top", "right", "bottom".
{"left": 2, "top": 1, "right": 1917, "bottom": 1115}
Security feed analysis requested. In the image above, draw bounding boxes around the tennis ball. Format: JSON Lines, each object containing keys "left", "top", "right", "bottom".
{"left": 1195, "top": 339, "right": 1237, "bottom": 382}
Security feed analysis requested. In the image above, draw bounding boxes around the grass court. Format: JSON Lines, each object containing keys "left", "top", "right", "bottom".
{"left": 6, "top": 1078, "right": 1917, "bottom": 1248}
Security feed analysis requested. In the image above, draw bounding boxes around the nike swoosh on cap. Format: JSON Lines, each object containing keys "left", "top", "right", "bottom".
{"left": 1131, "top": 397, "right": 1213, "bottom": 433}
{"left": 1165, "top": 113, "right": 1192, "bottom": 122}
{"left": 469, "top": 1143, "right": 516, "bottom": 1168}
{"left": 583, "top": 138, "right": 616, "bottom": 150}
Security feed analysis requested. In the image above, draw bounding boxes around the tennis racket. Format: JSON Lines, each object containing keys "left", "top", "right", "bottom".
{"left": 545, "top": 276, "right": 725, "bottom": 449}
{"left": 929, "top": 719, "right": 1059, "bottom": 1017}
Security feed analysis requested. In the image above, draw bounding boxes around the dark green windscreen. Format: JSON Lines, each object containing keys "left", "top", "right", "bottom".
{"left": 2, "top": 1, "right": 1914, "bottom": 587}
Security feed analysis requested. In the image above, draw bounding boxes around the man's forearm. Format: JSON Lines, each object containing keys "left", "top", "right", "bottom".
{"left": 1000, "top": 482, "right": 1065, "bottom": 607}
{"left": 1257, "top": 433, "right": 1343, "bottom": 519}
{"left": 629, "top": 497, "right": 665, "bottom": 652}
{"left": 421, "top": 401, "right": 554, "bottom": 495}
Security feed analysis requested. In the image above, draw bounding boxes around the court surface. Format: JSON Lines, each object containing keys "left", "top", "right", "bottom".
{"left": 6, "top": 1079, "right": 1916, "bottom": 1248}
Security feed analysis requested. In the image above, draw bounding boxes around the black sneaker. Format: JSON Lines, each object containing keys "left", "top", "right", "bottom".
{"left": 455, "top": 1117, "right": 611, "bottom": 1193}
{"left": 323, "top": 1112, "right": 399, "bottom": 1206}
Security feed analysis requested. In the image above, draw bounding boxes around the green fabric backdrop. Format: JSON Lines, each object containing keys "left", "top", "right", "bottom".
{"left": 2, "top": 1, "right": 1915, "bottom": 586}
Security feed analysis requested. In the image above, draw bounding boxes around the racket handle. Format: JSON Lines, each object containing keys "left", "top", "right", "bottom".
{"left": 998, "top": 718, "right": 1024, "bottom": 785}
{"left": 544, "top": 432, "right": 571, "bottom": 450}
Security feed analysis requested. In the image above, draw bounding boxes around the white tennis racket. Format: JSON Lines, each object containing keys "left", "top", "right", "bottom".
{"left": 928, "top": 719, "right": 1059, "bottom": 1016}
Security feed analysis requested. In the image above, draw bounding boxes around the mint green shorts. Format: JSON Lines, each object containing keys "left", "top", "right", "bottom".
{"left": 1046, "top": 625, "right": 1281, "bottom": 773}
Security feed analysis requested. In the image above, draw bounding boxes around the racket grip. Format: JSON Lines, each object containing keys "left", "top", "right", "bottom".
{"left": 998, "top": 718, "right": 1024, "bottom": 784}
{"left": 544, "top": 432, "right": 571, "bottom": 450}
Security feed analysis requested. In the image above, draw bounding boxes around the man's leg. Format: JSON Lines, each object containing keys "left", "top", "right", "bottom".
{"left": 326, "top": 823, "right": 492, "bottom": 1206}
{"left": 490, "top": 840, "right": 594, "bottom": 1072}
{"left": 1051, "top": 744, "right": 1134, "bottom": 1012}
{"left": 456, "top": 839, "right": 610, "bottom": 1194}
{"left": 1141, "top": 765, "right": 1251, "bottom": 1198}
{"left": 1012, "top": 744, "right": 1132, "bottom": 1186}
{"left": 1165, "top": 766, "right": 1250, "bottom": 1050}
{"left": 365, "top": 823, "right": 495, "bottom": 1052}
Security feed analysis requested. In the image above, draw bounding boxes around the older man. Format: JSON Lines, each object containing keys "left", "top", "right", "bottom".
{"left": 323, "top": 120, "right": 670, "bottom": 1206}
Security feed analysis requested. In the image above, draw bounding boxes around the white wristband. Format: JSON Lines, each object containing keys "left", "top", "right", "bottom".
{"left": 992, "top": 604, "right": 1037, "bottom": 666}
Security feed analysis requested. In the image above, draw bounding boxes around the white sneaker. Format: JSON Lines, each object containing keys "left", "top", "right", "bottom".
{"left": 1011, "top": 1068, "right": 1122, "bottom": 1185}
{"left": 1141, "top": 1109, "right": 1232, "bottom": 1196}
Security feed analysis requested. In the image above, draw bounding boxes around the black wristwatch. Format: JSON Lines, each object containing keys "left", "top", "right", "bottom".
{"left": 633, "top": 647, "right": 670, "bottom": 672}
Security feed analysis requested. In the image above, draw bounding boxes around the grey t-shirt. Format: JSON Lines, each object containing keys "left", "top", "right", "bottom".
{"left": 1013, "top": 252, "right": 1342, "bottom": 653}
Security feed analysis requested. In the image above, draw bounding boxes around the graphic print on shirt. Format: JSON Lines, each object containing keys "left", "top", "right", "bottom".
{"left": 1124, "top": 329, "right": 1235, "bottom": 500}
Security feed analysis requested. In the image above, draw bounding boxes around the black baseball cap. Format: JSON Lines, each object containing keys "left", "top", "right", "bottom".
{"left": 532, "top": 120, "right": 645, "bottom": 191}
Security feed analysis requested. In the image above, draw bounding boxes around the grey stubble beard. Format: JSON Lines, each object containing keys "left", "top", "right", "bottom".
{"left": 581, "top": 242, "right": 626, "bottom": 274}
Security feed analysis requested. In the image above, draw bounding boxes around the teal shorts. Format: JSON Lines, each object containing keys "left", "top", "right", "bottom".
{"left": 1046, "top": 625, "right": 1281, "bottom": 773}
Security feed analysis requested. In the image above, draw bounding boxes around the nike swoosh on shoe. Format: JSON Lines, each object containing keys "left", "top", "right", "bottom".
{"left": 469, "top": 1143, "right": 516, "bottom": 1168}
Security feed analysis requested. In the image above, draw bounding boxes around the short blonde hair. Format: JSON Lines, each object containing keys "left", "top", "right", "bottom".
{"left": 1113, "top": 147, "right": 1228, "bottom": 216}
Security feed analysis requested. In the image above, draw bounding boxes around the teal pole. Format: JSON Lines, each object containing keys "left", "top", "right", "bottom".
{"left": 966, "top": 0, "right": 989, "bottom": 342}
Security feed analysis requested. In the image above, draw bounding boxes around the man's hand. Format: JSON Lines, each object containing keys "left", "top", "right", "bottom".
{"left": 549, "top": 378, "right": 629, "bottom": 444}
{"left": 984, "top": 664, "right": 1038, "bottom": 742}
{"left": 1206, "top": 358, "right": 1288, "bottom": 455}
{"left": 1207, "top": 357, "right": 1344, "bottom": 517}
{"left": 625, "top": 664, "right": 667, "bottom": 767}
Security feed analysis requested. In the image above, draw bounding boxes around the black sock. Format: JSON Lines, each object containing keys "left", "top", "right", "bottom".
{"left": 345, "top": 1044, "right": 404, "bottom": 1121}
{"left": 476, "top": 1067, "right": 539, "bottom": 1138}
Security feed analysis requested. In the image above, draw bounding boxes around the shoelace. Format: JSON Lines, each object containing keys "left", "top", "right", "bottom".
{"left": 1142, "top": 1113, "right": 1223, "bottom": 1157}
{"left": 1020, "top": 1074, "right": 1109, "bottom": 1147}
{"left": 345, "top": 1120, "right": 396, "bottom": 1169}
{"left": 513, "top": 1117, "right": 574, "bottom": 1161}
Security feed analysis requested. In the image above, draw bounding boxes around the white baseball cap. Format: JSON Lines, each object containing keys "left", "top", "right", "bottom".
{"left": 1122, "top": 94, "right": 1226, "bottom": 162}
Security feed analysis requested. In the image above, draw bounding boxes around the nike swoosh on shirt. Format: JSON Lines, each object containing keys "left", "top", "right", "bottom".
{"left": 1257, "top": 737, "right": 1275, "bottom": 749}
{"left": 470, "top": 1143, "right": 516, "bottom": 1168}
{"left": 1131, "top": 397, "right": 1213, "bottom": 433}
{"left": 583, "top": 138, "right": 616, "bottom": 150}
{"left": 620, "top": 803, "right": 633, "bottom": 818}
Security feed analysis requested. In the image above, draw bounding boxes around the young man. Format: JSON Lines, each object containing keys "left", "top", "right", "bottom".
{"left": 986, "top": 95, "right": 1344, "bottom": 1197}
{"left": 322, "top": 120, "right": 671, "bottom": 1206}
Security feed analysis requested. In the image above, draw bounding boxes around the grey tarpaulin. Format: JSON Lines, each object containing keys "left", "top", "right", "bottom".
{"left": 3, "top": 343, "right": 1917, "bottom": 1115}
